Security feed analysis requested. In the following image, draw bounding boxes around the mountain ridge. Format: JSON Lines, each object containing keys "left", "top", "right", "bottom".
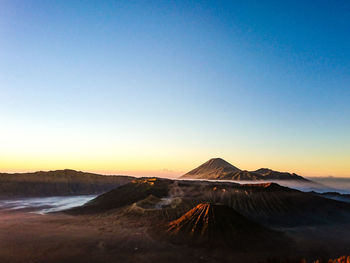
{"left": 68, "top": 177, "right": 350, "bottom": 227}
{"left": 180, "top": 158, "right": 309, "bottom": 181}
{"left": 0, "top": 169, "right": 134, "bottom": 197}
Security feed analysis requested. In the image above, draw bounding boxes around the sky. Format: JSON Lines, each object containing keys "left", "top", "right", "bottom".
{"left": 0, "top": 0, "right": 349, "bottom": 177}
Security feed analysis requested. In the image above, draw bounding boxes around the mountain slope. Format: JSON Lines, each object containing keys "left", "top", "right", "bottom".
{"left": 310, "top": 191, "right": 350, "bottom": 203}
{"left": 69, "top": 178, "right": 172, "bottom": 214}
{"left": 180, "top": 158, "right": 241, "bottom": 179}
{"left": 0, "top": 169, "right": 134, "bottom": 197}
{"left": 253, "top": 168, "right": 308, "bottom": 181}
{"left": 165, "top": 203, "right": 288, "bottom": 248}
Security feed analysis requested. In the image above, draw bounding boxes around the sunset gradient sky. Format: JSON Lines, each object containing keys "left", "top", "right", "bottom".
{"left": 1, "top": 0, "right": 349, "bottom": 177}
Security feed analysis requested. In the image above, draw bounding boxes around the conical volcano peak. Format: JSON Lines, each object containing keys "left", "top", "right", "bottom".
{"left": 165, "top": 202, "right": 270, "bottom": 247}
{"left": 180, "top": 158, "right": 241, "bottom": 179}
{"left": 204, "top": 158, "right": 237, "bottom": 169}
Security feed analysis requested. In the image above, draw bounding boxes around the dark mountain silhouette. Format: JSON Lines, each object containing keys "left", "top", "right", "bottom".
{"left": 0, "top": 169, "right": 134, "bottom": 197}
{"left": 180, "top": 158, "right": 309, "bottom": 181}
{"left": 165, "top": 203, "right": 287, "bottom": 248}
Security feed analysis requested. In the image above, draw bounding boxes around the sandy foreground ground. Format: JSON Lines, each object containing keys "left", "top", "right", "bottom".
{"left": 0, "top": 210, "right": 261, "bottom": 263}
{"left": 0, "top": 210, "right": 182, "bottom": 263}
{"left": 1, "top": 209, "right": 350, "bottom": 263}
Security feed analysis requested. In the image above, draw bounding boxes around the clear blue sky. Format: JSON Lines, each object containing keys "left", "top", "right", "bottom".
{"left": 0, "top": 0, "right": 349, "bottom": 177}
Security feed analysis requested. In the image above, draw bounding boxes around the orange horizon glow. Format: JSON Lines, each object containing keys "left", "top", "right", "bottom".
{"left": 1, "top": 157, "right": 349, "bottom": 178}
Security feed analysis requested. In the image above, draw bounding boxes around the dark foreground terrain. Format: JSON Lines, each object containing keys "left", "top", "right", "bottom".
{"left": 1, "top": 177, "right": 350, "bottom": 263}
{"left": 0, "top": 209, "right": 292, "bottom": 263}
{"left": 1, "top": 209, "right": 349, "bottom": 263}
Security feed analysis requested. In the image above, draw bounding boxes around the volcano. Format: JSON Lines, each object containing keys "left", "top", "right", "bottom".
{"left": 166, "top": 203, "right": 287, "bottom": 248}
{"left": 180, "top": 158, "right": 241, "bottom": 179}
{"left": 180, "top": 158, "right": 309, "bottom": 181}
{"left": 69, "top": 177, "right": 350, "bottom": 227}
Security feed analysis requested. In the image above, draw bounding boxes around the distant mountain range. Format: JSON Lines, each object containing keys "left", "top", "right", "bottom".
{"left": 0, "top": 159, "right": 309, "bottom": 198}
{"left": 0, "top": 169, "right": 133, "bottom": 197}
{"left": 180, "top": 158, "right": 309, "bottom": 181}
